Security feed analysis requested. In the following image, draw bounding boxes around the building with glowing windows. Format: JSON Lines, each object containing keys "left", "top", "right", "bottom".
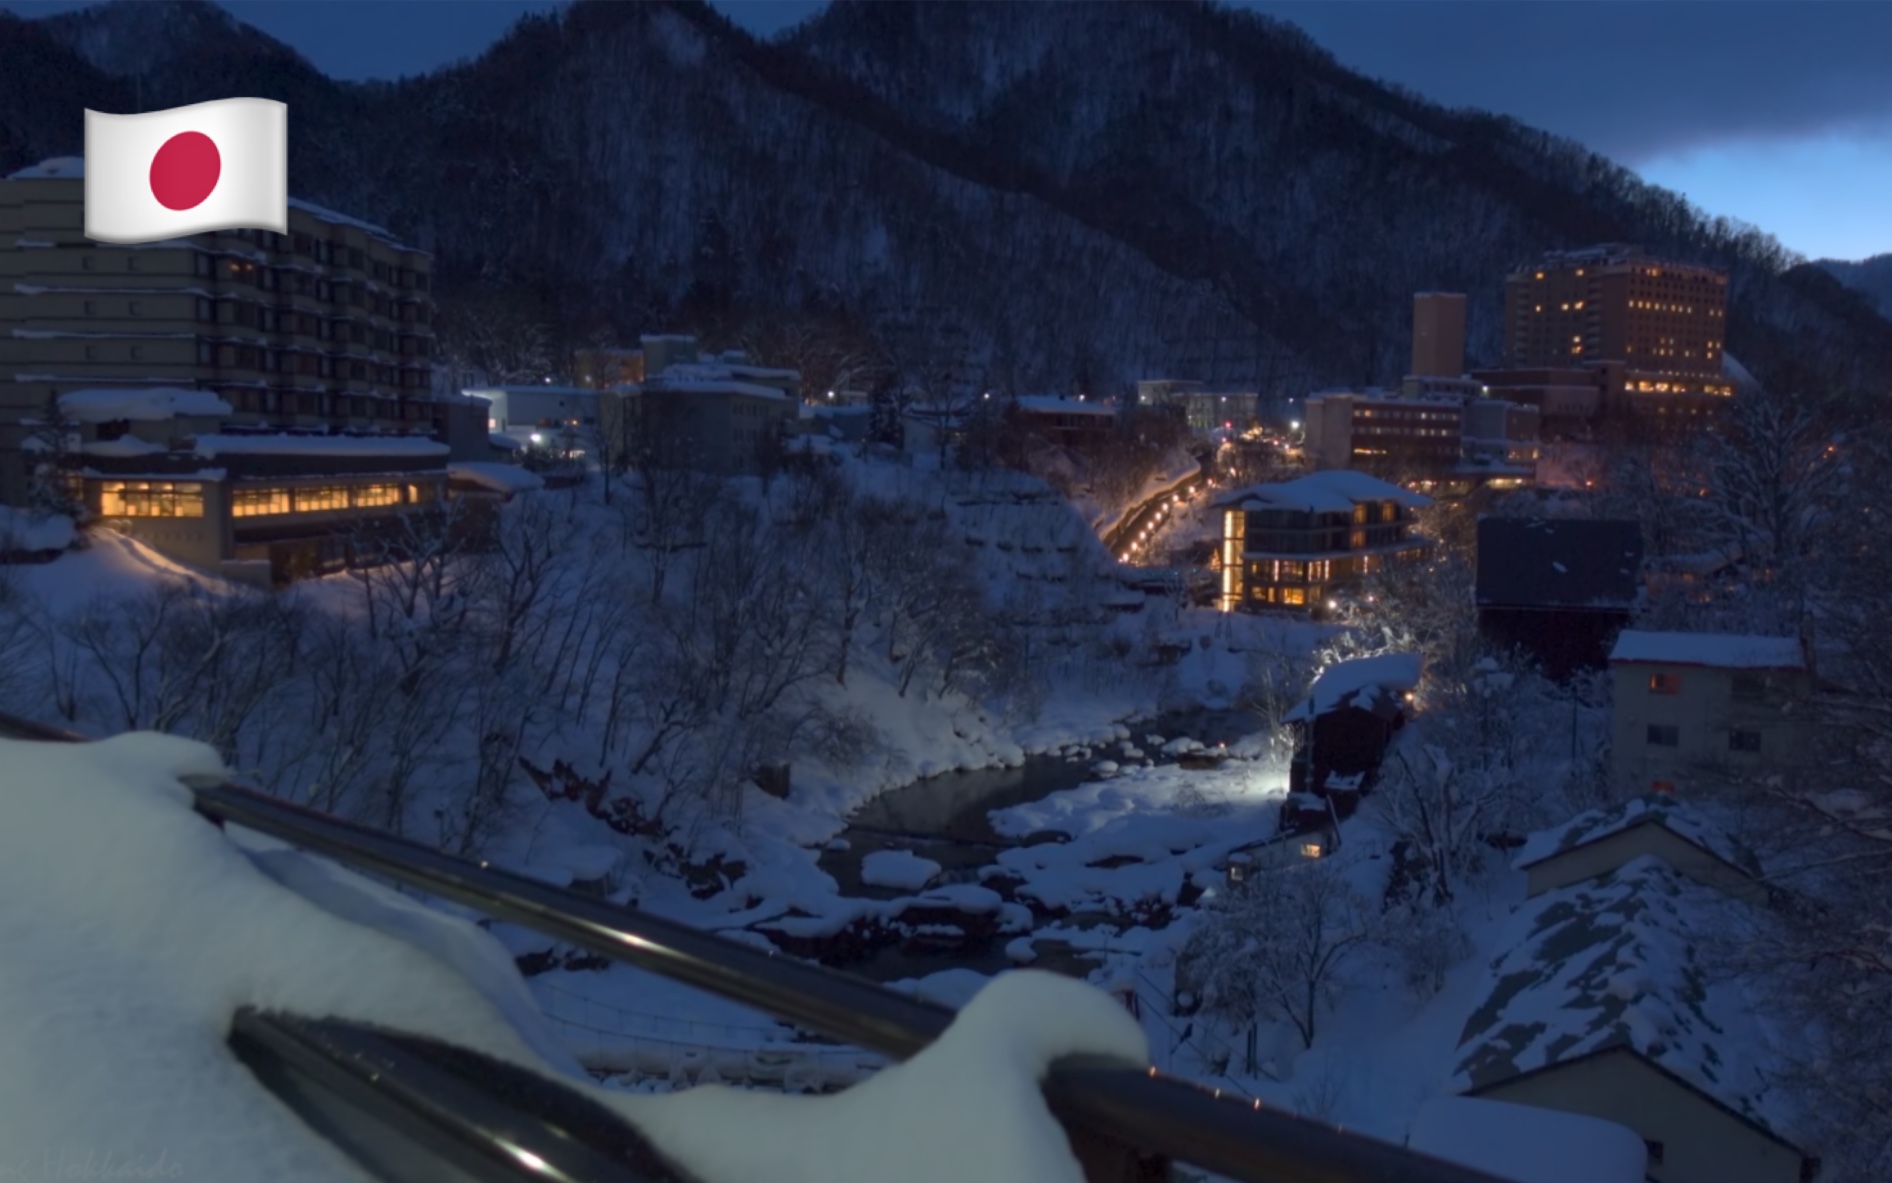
{"left": 1479, "top": 244, "right": 1734, "bottom": 439}
{"left": 1214, "top": 470, "right": 1431, "bottom": 614}
{"left": 0, "top": 157, "right": 493, "bottom": 582}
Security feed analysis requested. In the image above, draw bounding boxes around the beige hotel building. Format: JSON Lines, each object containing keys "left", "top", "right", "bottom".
{"left": 1, "top": 157, "right": 488, "bottom": 582}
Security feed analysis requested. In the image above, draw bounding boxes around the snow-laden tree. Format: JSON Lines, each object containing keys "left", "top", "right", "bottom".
{"left": 1693, "top": 384, "right": 1848, "bottom": 620}
{"left": 1183, "top": 859, "right": 1383, "bottom": 1050}
{"left": 1373, "top": 655, "right": 1567, "bottom": 907}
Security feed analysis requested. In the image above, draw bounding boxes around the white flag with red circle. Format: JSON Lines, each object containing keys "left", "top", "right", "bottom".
{"left": 83, "top": 98, "right": 288, "bottom": 244}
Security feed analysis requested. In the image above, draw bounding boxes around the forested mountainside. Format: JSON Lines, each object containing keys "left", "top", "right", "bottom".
{"left": 2, "top": 0, "right": 1888, "bottom": 404}
{"left": 1822, "top": 255, "right": 1892, "bottom": 321}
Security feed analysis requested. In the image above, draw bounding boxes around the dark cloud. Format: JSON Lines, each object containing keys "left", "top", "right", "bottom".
{"left": 1239, "top": 1, "right": 1892, "bottom": 161}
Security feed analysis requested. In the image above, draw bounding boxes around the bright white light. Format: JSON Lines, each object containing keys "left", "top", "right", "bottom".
{"left": 1290, "top": 420, "right": 1301, "bottom": 430}
{"left": 1326, "top": 600, "right": 1337, "bottom": 611}
{"left": 529, "top": 432, "right": 543, "bottom": 444}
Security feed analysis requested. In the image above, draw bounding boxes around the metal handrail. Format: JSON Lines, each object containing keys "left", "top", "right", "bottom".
{"left": 229, "top": 1009, "right": 693, "bottom": 1183}
{"left": 0, "top": 712, "right": 1510, "bottom": 1183}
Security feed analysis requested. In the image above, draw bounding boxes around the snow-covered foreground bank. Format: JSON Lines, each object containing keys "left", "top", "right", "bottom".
{"left": 0, "top": 733, "right": 1151, "bottom": 1183}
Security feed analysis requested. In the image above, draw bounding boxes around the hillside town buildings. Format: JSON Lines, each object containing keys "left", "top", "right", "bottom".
{"left": 1475, "top": 244, "right": 1735, "bottom": 440}
{"left": 0, "top": 156, "right": 493, "bottom": 584}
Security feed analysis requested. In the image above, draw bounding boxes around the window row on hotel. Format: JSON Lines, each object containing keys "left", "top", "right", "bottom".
{"left": 70, "top": 246, "right": 427, "bottom": 303}
{"left": 97, "top": 479, "right": 433, "bottom": 519}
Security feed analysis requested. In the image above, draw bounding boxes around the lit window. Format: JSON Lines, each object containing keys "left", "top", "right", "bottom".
{"left": 1649, "top": 673, "right": 1682, "bottom": 695}
{"left": 99, "top": 481, "right": 205, "bottom": 518}
{"left": 231, "top": 487, "right": 292, "bottom": 517}
{"left": 1300, "top": 841, "right": 1325, "bottom": 858}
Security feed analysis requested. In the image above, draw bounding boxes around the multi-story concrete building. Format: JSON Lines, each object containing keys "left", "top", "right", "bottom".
{"left": 1410, "top": 292, "right": 1467, "bottom": 378}
{"left": 1135, "top": 379, "right": 1260, "bottom": 433}
{"left": 1483, "top": 244, "right": 1735, "bottom": 438}
{"left": 1303, "top": 388, "right": 1537, "bottom": 488}
{"left": 1214, "top": 470, "right": 1432, "bottom": 613}
{"left": 1, "top": 156, "right": 484, "bottom": 583}
{"left": 573, "top": 347, "right": 645, "bottom": 390}
{"left": 464, "top": 385, "right": 599, "bottom": 436}
{"left": 1607, "top": 630, "right": 1813, "bottom": 795}
{"left": 593, "top": 336, "right": 800, "bottom": 476}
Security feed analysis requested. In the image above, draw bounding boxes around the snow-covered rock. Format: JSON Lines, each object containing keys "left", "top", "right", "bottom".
{"left": 860, "top": 849, "right": 942, "bottom": 890}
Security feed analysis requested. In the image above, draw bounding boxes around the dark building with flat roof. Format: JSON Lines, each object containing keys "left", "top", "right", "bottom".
{"left": 1476, "top": 517, "right": 1644, "bottom": 678}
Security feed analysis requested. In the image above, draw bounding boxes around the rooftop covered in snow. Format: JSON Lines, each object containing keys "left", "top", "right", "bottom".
{"left": 644, "top": 363, "right": 791, "bottom": 401}
{"left": 1406, "top": 1095, "right": 1646, "bottom": 1183}
{"left": 447, "top": 462, "right": 545, "bottom": 496}
{"left": 1512, "top": 794, "right": 1763, "bottom": 878}
{"left": 7, "top": 158, "right": 417, "bottom": 249}
{"left": 1214, "top": 470, "right": 1432, "bottom": 516}
{"left": 58, "top": 387, "right": 232, "bottom": 424}
{"left": 7, "top": 156, "right": 84, "bottom": 179}
{"left": 1474, "top": 517, "right": 1644, "bottom": 611}
{"left": 1608, "top": 630, "right": 1806, "bottom": 671}
{"left": 1284, "top": 652, "right": 1423, "bottom": 723}
{"left": 1453, "top": 856, "right": 1801, "bottom": 1149}
{"left": 1012, "top": 395, "right": 1119, "bottom": 417}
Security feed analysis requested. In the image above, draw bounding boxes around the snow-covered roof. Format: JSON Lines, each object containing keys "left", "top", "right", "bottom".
{"left": 192, "top": 433, "right": 450, "bottom": 458}
{"left": 463, "top": 385, "right": 596, "bottom": 399}
{"left": 6, "top": 157, "right": 83, "bottom": 180}
{"left": 1284, "top": 652, "right": 1423, "bottom": 723}
{"left": 58, "top": 388, "right": 232, "bottom": 424}
{"left": 644, "top": 364, "right": 791, "bottom": 401}
{"left": 1012, "top": 395, "right": 1118, "bottom": 417}
{"left": 447, "top": 462, "right": 544, "bottom": 496}
{"left": 1454, "top": 857, "right": 1801, "bottom": 1147}
{"left": 724, "top": 363, "right": 800, "bottom": 383}
{"left": 6, "top": 159, "right": 414, "bottom": 248}
{"left": 1608, "top": 630, "right": 1805, "bottom": 671}
{"left": 1513, "top": 795, "right": 1762, "bottom": 878}
{"left": 1474, "top": 518, "right": 1643, "bottom": 610}
{"left": 1407, "top": 1096, "right": 1646, "bottom": 1183}
{"left": 285, "top": 197, "right": 409, "bottom": 248}
{"left": 81, "top": 436, "right": 169, "bottom": 458}
{"left": 1214, "top": 470, "right": 1432, "bottom": 515}
{"left": 0, "top": 505, "right": 75, "bottom": 553}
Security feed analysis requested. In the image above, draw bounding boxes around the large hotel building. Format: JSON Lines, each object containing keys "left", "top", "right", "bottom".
{"left": 1476, "top": 244, "right": 1734, "bottom": 439}
{"left": 1, "top": 156, "right": 488, "bottom": 582}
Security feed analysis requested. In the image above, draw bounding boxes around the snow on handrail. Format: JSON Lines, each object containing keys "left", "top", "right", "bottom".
{"left": 0, "top": 712, "right": 1513, "bottom": 1183}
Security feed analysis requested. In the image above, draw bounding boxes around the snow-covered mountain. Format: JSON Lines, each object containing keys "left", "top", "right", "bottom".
{"left": 2, "top": 0, "right": 1889, "bottom": 401}
{"left": 1821, "top": 253, "right": 1892, "bottom": 320}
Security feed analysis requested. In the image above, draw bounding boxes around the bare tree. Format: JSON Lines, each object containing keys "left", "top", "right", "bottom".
{"left": 1185, "top": 859, "right": 1383, "bottom": 1050}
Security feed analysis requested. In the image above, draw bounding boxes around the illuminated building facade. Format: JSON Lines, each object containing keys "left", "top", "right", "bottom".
{"left": 1215, "top": 470, "right": 1432, "bottom": 614}
{"left": 0, "top": 156, "right": 489, "bottom": 583}
{"left": 1492, "top": 244, "right": 1734, "bottom": 437}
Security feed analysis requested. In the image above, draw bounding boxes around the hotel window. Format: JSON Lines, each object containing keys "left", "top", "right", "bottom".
{"left": 1648, "top": 672, "right": 1682, "bottom": 695}
{"left": 353, "top": 484, "right": 401, "bottom": 508}
{"left": 293, "top": 486, "right": 350, "bottom": 513}
{"left": 1729, "top": 729, "right": 1763, "bottom": 754}
{"left": 1646, "top": 724, "right": 1680, "bottom": 747}
{"left": 232, "top": 487, "right": 292, "bottom": 517}
{"left": 99, "top": 481, "right": 205, "bottom": 518}
{"left": 1281, "top": 587, "right": 1305, "bottom": 606}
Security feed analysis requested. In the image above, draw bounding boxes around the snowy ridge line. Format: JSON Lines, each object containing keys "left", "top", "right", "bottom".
{"left": 0, "top": 712, "right": 1510, "bottom": 1183}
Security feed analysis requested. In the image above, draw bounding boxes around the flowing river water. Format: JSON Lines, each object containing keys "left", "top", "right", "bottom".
{"left": 815, "top": 707, "right": 1266, "bottom": 981}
